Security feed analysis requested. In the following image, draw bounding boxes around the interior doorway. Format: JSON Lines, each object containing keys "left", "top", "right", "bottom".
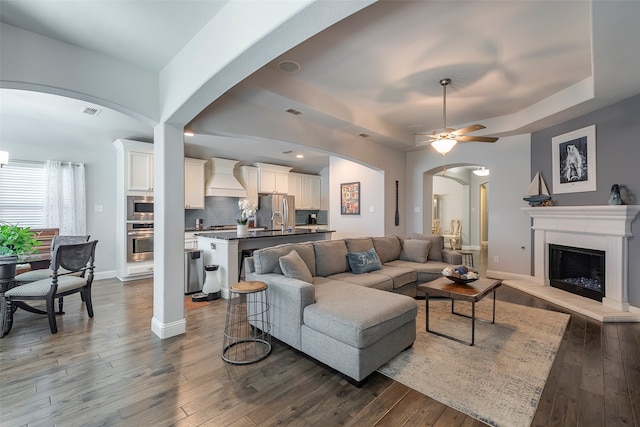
{"left": 480, "top": 183, "right": 488, "bottom": 246}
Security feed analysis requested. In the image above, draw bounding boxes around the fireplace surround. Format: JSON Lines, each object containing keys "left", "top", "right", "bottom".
{"left": 522, "top": 205, "right": 640, "bottom": 314}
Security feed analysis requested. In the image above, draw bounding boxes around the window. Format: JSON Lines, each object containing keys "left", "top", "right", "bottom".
{"left": 0, "top": 162, "right": 46, "bottom": 227}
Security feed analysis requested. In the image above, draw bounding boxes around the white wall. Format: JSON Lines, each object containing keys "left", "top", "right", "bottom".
{"left": 407, "top": 134, "right": 532, "bottom": 275}
{"left": 433, "top": 176, "right": 464, "bottom": 236}
{"left": 4, "top": 137, "right": 118, "bottom": 278}
{"left": 329, "top": 156, "right": 384, "bottom": 240}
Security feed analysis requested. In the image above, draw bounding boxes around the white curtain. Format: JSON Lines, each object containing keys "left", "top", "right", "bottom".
{"left": 44, "top": 160, "right": 86, "bottom": 235}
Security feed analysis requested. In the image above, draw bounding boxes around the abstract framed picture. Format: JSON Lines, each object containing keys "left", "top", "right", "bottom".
{"left": 551, "top": 125, "right": 597, "bottom": 194}
{"left": 340, "top": 182, "right": 360, "bottom": 215}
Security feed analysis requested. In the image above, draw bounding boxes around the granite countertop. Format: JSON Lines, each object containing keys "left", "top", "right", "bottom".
{"left": 195, "top": 228, "right": 334, "bottom": 240}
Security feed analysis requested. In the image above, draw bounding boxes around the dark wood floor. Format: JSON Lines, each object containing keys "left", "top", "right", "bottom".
{"left": 1, "top": 270, "right": 639, "bottom": 426}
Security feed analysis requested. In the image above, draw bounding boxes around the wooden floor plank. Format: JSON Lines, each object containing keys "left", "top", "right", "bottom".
{"left": 1, "top": 277, "right": 639, "bottom": 426}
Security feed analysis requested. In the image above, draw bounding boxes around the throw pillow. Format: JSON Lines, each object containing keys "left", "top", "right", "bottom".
{"left": 279, "top": 250, "right": 313, "bottom": 283}
{"left": 411, "top": 233, "right": 444, "bottom": 261}
{"left": 346, "top": 248, "right": 383, "bottom": 274}
{"left": 372, "top": 236, "right": 402, "bottom": 263}
{"left": 400, "top": 238, "right": 431, "bottom": 263}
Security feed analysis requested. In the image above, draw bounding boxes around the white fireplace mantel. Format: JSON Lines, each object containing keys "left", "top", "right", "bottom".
{"left": 522, "top": 205, "right": 640, "bottom": 312}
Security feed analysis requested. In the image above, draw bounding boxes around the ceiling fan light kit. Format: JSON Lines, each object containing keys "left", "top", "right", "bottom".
{"left": 416, "top": 78, "right": 499, "bottom": 154}
{"left": 432, "top": 139, "right": 457, "bottom": 154}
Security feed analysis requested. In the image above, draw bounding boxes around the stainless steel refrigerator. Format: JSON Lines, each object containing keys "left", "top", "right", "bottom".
{"left": 256, "top": 194, "right": 295, "bottom": 230}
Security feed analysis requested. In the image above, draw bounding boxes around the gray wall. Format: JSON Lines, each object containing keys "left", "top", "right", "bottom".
{"left": 3, "top": 138, "right": 118, "bottom": 278}
{"left": 531, "top": 94, "right": 640, "bottom": 306}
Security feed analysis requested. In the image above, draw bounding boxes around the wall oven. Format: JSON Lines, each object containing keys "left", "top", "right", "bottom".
{"left": 127, "top": 195, "right": 154, "bottom": 221}
{"left": 127, "top": 222, "right": 154, "bottom": 262}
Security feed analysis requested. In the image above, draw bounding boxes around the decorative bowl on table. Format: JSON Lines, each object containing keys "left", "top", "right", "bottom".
{"left": 445, "top": 275, "right": 478, "bottom": 285}
{"left": 442, "top": 266, "right": 479, "bottom": 285}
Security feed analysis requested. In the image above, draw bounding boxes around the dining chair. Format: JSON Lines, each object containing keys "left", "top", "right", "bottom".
{"left": 13, "top": 235, "right": 90, "bottom": 313}
{"left": 443, "top": 218, "right": 462, "bottom": 250}
{"left": 2, "top": 240, "right": 98, "bottom": 335}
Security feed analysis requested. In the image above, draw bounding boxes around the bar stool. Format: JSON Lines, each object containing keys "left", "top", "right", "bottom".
{"left": 459, "top": 250, "right": 474, "bottom": 268}
{"left": 222, "top": 281, "right": 271, "bottom": 364}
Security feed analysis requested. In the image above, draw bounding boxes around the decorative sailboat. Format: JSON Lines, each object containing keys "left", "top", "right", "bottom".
{"left": 523, "top": 171, "right": 552, "bottom": 206}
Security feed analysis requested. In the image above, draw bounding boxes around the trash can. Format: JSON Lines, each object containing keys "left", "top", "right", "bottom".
{"left": 184, "top": 249, "right": 204, "bottom": 294}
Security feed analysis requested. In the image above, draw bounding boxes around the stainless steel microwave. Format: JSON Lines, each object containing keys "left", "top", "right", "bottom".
{"left": 127, "top": 195, "right": 154, "bottom": 221}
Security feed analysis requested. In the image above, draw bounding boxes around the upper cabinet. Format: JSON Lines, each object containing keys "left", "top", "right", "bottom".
{"left": 128, "top": 151, "right": 154, "bottom": 192}
{"left": 237, "top": 166, "right": 259, "bottom": 206}
{"left": 289, "top": 172, "right": 321, "bottom": 209}
{"left": 113, "top": 139, "right": 154, "bottom": 195}
{"left": 184, "top": 158, "right": 207, "bottom": 209}
{"left": 254, "top": 163, "right": 292, "bottom": 194}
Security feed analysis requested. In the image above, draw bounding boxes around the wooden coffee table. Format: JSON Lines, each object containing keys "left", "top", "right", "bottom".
{"left": 417, "top": 277, "right": 502, "bottom": 346}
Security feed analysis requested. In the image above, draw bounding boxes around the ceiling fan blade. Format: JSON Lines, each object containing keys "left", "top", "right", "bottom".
{"left": 457, "top": 135, "right": 499, "bottom": 143}
{"left": 452, "top": 124, "right": 486, "bottom": 135}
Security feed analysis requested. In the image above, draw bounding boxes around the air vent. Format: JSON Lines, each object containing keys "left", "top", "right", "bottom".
{"left": 282, "top": 150, "right": 293, "bottom": 154}
{"left": 359, "top": 133, "right": 370, "bottom": 138}
{"left": 82, "top": 107, "right": 102, "bottom": 116}
{"left": 285, "top": 108, "right": 302, "bottom": 115}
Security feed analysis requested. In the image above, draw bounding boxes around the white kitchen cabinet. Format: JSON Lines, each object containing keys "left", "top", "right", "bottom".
{"left": 288, "top": 173, "right": 302, "bottom": 198}
{"left": 255, "top": 163, "right": 291, "bottom": 194}
{"left": 307, "top": 175, "right": 321, "bottom": 209}
{"left": 184, "top": 158, "right": 207, "bottom": 209}
{"left": 128, "top": 150, "right": 154, "bottom": 192}
{"left": 185, "top": 231, "right": 198, "bottom": 249}
{"left": 237, "top": 166, "right": 259, "bottom": 205}
{"left": 289, "top": 172, "right": 321, "bottom": 209}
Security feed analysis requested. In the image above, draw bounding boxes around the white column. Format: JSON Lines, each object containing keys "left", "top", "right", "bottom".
{"left": 151, "top": 123, "right": 186, "bottom": 338}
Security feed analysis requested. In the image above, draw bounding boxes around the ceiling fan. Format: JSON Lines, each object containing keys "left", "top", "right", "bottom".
{"left": 414, "top": 78, "right": 498, "bottom": 154}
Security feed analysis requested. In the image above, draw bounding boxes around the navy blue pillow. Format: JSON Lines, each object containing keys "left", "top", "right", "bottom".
{"left": 346, "top": 248, "right": 383, "bottom": 274}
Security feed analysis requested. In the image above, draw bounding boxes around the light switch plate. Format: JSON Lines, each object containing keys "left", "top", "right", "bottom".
{"left": 94, "top": 205, "right": 103, "bottom": 212}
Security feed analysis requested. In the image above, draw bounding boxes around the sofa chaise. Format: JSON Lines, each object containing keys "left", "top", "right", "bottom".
{"left": 244, "top": 234, "right": 463, "bottom": 382}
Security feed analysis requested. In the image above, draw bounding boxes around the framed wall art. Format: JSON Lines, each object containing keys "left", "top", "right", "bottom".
{"left": 340, "top": 182, "right": 360, "bottom": 215}
{"left": 551, "top": 124, "right": 597, "bottom": 194}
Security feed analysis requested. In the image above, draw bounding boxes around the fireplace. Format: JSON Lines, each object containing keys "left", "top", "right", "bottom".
{"left": 522, "top": 205, "right": 640, "bottom": 313}
{"left": 548, "top": 244, "right": 605, "bottom": 302}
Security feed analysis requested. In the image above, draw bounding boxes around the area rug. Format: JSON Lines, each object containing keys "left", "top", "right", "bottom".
{"left": 377, "top": 298, "right": 569, "bottom": 427}
{"left": 184, "top": 296, "right": 210, "bottom": 310}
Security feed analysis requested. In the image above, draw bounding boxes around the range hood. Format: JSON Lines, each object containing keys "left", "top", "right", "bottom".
{"left": 205, "top": 158, "right": 247, "bottom": 198}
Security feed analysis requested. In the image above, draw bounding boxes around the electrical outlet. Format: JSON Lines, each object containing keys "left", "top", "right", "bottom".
{"left": 521, "top": 246, "right": 526, "bottom": 251}
{"left": 493, "top": 256, "right": 499, "bottom": 263}
{"left": 210, "top": 243, "right": 216, "bottom": 250}
{"left": 94, "top": 204, "right": 103, "bottom": 212}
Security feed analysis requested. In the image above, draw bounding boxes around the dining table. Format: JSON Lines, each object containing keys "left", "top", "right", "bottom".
{"left": 0, "top": 253, "right": 51, "bottom": 337}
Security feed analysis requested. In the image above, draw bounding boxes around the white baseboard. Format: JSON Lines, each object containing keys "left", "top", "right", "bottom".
{"left": 151, "top": 317, "right": 186, "bottom": 339}
{"left": 94, "top": 270, "right": 117, "bottom": 281}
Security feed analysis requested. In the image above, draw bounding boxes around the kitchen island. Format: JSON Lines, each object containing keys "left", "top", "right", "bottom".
{"left": 197, "top": 228, "right": 334, "bottom": 298}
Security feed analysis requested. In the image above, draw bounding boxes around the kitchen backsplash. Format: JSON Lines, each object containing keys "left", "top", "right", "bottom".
{"left": 295, "top": 209, "right": 328, "bottom": 225}
{"left": 185, "top": 196, "right": 328, "bottom": 228}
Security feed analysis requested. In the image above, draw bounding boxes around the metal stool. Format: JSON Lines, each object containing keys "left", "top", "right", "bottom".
{"left": 459, "top": 250, "right": 474, "bottom": 268}
{"left": 222, "top": 281, "right": 271, "bottom": 364}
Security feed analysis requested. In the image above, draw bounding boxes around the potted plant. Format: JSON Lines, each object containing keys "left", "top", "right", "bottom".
{"left": 0, "top": 223, "right": 41, "bottom": 256}
{"left": 0, "top": 224, "right": 42, "bottom": 280}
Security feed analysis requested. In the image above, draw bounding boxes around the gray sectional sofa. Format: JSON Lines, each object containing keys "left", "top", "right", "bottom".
{"left": 244, "top": 234, "right": 463, "bottom": 382}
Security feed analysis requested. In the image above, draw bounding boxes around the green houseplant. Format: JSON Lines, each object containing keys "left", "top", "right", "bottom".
{"left": 0, "top": 223, "right": 41, "bottom": 256}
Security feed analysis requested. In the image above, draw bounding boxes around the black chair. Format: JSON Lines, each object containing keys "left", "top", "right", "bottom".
{"left": 13, "top": 235, "right": 91, "bottom": 313}
{"left": 2, "top": 240, "right": 98, "bottom": 334}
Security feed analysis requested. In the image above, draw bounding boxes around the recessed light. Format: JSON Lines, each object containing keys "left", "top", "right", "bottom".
{"left": 184, "top": 131, "right": 195, "bottom": 137}
{"left": 278, "top": 61, "right": 300, "bottom": 73}
{"left": 296, "top": 154, "right": 304, "bottom": 159}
